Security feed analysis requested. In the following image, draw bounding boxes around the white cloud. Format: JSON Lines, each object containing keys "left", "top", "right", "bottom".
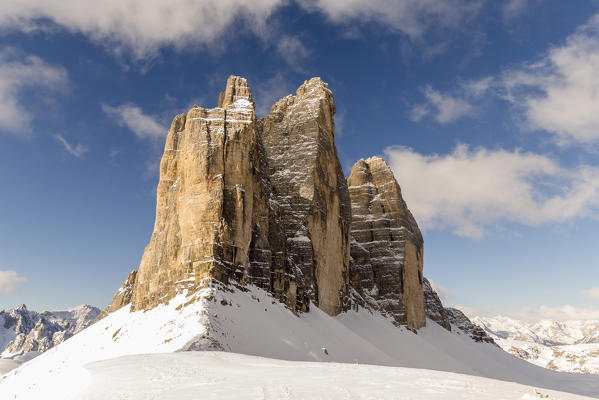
{"left": 509, "top": 305, "right": 599, "bottom": 322}
{"left": 582, "top": 287, "right": 599, "bottom": 299}
{"left": 0, "top": 0, "right": 285, "bottom": 60}
{"left": 502, "top": 0, "right": 535, "bottom": 22}
{"left": 427, "top": 279, "right": 455, "bottom": 302}
{"left": 410, "top": 85, "right": 475, "bottom": 124}
{"left": 54, "top": 134, "right": 88, "bottom": 158}
{"left": 462, "top": 76, "right": 495, "bottom": 97}
{"left": 253, "top": 73, "right": 297, "bottom": 118}
{"left": 102, "top": 103, "right": 166, "bottom": 141}
{"left": 301, "top": 0, "right": 481, "bottom": 38}
{"left": 0, "top": 47, "right": 68, "bottom": 134}
{"left": 453, "top": 304, "right": 477, "bottom": 317}
{"left": 0, "top": 270, "right": 27, "bottom": 294}
{"left": 276, "top": 35, "right": 310, "bottom": 67}
{"left": 384, "top": 144, "right": 599, "bottom": 238}
{"left": 502, "top": 14, "right": 599, "bottom": 145}
{"left": 0, "top": 1, "right": 484, "bottom": 61}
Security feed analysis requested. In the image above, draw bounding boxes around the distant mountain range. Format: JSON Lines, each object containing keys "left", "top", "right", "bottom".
{"left": 473, "top": 316, "right": 599, "bottom": 374}
{"left": 0, "top": 304, "right": 100, "bottom": 361}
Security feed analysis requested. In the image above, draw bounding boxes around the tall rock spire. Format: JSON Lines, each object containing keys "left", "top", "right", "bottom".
{"left": 348, "top": 156, "right": 426, "bottom": 330}
{"left": 260, "top": 78, "right": 351, "bottom": 316}
{"left": 100, "top": 76, "right": 426, "bottom": 329}
{"left": 103, "top": 76, "right": 290, "bottom": 313}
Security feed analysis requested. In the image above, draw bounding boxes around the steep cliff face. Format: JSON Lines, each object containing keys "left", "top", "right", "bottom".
{"left": 423, "top": 277, "right": 451, "bottom": 331}
{"left": 348, "top": 157, "right": 425, "bottom": 330}
{"left": 260, "top": 78, "right": 351, "bottom": 316}
{"left": 101, "top": 75, "right": 427, "bottom": 327}
{"left": 124, "top": 76, "right": 292, "bottom": 312}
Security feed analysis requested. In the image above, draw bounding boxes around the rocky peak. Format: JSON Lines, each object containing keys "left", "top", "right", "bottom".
{"left": 0, "top": 304, "right": 100, "bottom": 359}
{"left": 260, "top": 77, "right": 350, "bottom": 316}
{"left": 100, "top": 76, "right": 430, "bottom": 329}
{"left": 217, "top": 75, "right": 255, "bottom": 111}
{"left": 121, "top": 74, "right": 277, "bottom": 313}
{"left": 348, "top": 156, "right": 425, "bottom": 330}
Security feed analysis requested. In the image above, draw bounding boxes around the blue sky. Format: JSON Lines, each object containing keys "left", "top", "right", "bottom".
{"left": 1, "top": 0, "right": 599, "bottom": 321}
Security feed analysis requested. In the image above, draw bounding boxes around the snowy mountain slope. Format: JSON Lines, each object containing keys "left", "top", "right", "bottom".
{"left": 473, "top": 316, "right": 599, "bottom": 373}
{"left": 1, "top": 283, "right": 599, "bottom": 399}
{"left": 0, "top": 304, "right": 99, "bottom": 360}
{"left": 78, "top": 352, "right": 590, "bottom": 400}
{"left": 473, "top": 316, "right": 599, "bottom": 345}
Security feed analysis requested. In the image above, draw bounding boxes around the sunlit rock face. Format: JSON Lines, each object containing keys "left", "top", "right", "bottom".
{"left": 101, "top": 76, "right": 431, "bottom": 328}
{"left": 347, "top": 157, "right": 426, "bottom": 330}
{"left": 102, "top": 76, "right": 350, "bottom": 317}
{"left": 125, "top": 76, "right": 293, "bottom": 312}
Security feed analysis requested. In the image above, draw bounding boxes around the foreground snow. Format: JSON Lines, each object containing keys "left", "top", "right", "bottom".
{"left": 2, "top": 284, "right": 599, "bottom": 399}
{"left": 77, "top": 352, "right": 593, "bottom": 400}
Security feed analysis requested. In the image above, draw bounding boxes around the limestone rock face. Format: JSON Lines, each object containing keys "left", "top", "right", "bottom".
{"left": 260, "top": 78, "right": 351, "bottom": 315}
{"left": 422, "top": 277, "right": 451, "bottom": 331}
{"left": 101, "top": 75, "right": 430, "bottom": 328}
{"left": 129, "top": 76, "right": 291, "bottom": 312}
{"left": 348, "top": 157, "right": 425, "bottom": 330}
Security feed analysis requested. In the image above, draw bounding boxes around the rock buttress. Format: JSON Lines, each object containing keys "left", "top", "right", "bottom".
{"left": 259, "top": 78, "right": 351, "bottom": 316}
{"left": 348, "top": 157, "right": 426, "bottom": 330}
{"left": 126, "top": 76, "right": 293, "bottom": 311}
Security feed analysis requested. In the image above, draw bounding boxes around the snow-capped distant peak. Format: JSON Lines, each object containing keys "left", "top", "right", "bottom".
{"left": 473, "top": 315, "right": 599, "bottom": 374}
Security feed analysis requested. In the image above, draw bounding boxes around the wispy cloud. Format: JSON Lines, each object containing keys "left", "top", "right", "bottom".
{"left": 385, "top": 144, "right": 599, "bottom": 238}
{"left": 300, "top": 0, "right": 482, "bottom": 38}
{"left": 0, "top": 270, "right": 27, "bottom": 294}
{"left": 0, "top": 47, "right": 68, "bottom": 135}
{"left": 0, "top": 0, "right": 287, "bottom": 61}
{"left": 414, "top": 13, "right": 599, "bottom": 146}
{"left": 0, "top": 1, "right": 485, "bottom": 62}
{"left": 502, "top": 0, "right": 534, "bottom": 22}
{"left": 501, "top": 14, "right": 599, "bottom": 145}
{"left": 102, "top": 103, "right": 166, "bottom": 141}
{"left": 582, "top": 287, "right": 599, "bottom": 299}
{"left": 253, "top": 73, "right": 297, "bottom": 118}
{"left": 427, "top": 278, "right": 455, "bottom": 302}
{"left": 54, "top": 134, "right": 88, "bottom": 158}
{"left": 410, "top": 85, "right": 475, "bottom": 124}
{"left": 453, "top": 305, "right": 477, "bottom": 317}
{"left": 276, "top": 35, "right": 310, "bottom": 67}
{"left": 509, "top": 305, "right": 599, "bottom": 322}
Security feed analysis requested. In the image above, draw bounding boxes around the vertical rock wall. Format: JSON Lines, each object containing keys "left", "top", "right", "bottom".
{"left": 348, "top": 157, "right": 426, "bottom": 330}
{"left": 102, "top": 75, "right": 429, "bottom": 329}
{"left": 127, "top": 77, "right": 291, "bottom": 311}
{"left": 260, "top": 78, "right": 351, "bottom": 316}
